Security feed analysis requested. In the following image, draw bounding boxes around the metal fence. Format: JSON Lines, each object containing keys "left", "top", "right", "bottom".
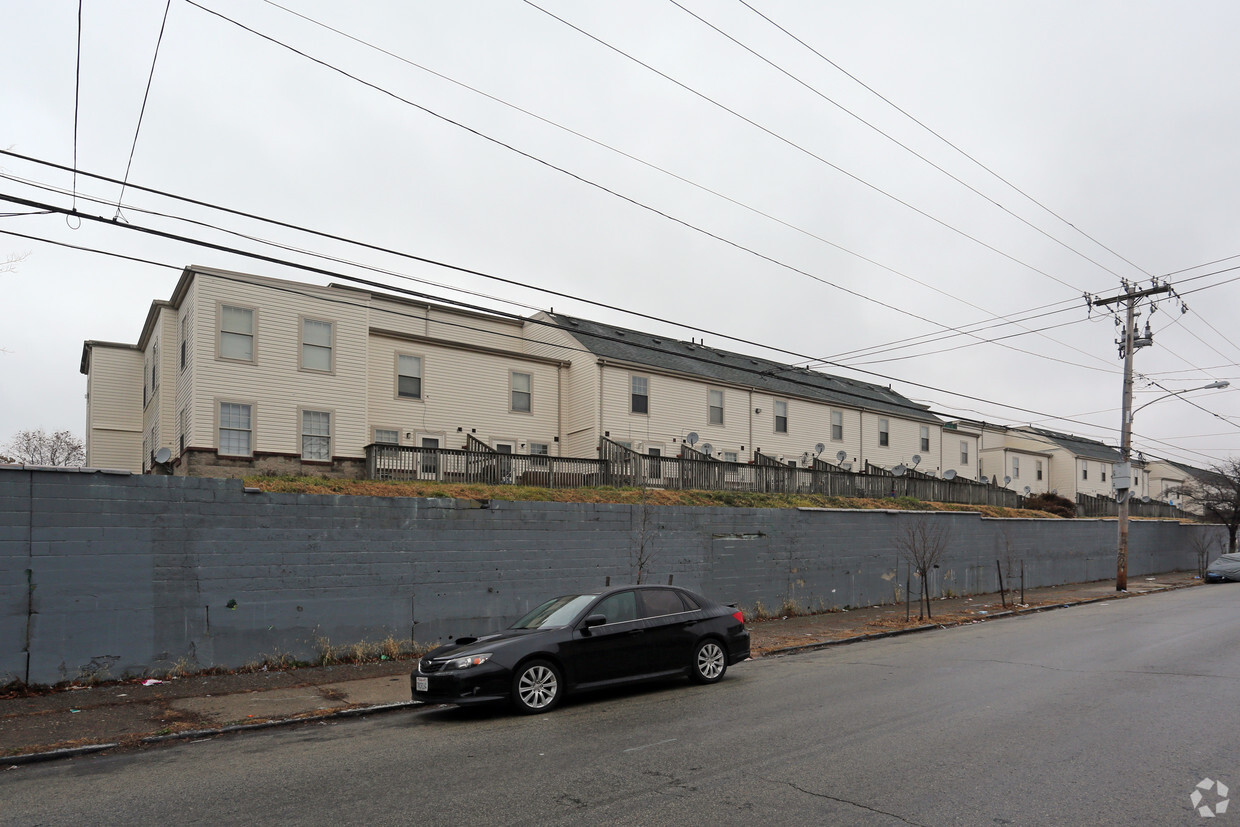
{"left": 1076, "top": 492, "right": 1194, "bottom": 520}
{"left": 366, "top": 439, "right": 1030, "bottom": 508}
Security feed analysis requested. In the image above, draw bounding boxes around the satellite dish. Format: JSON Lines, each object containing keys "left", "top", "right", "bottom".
{"left": 1024, "top": 486, "right": 1032, "bottom": 495}
{"left": 153, "top": 447, "right": 172, "bottom": 465}
{"left": 801, "top": 452, "right": 810, "bottom": 464}
{"left": 892, "top": 464, "right": 907, "bottom": 477}
{"left": 943, "top": 469, "right": 957, "bottom": 481}
{"left": 980, "top": 475, "right": 990, "bottom": 484}
{"left": 1141, "top": 495, "right": 1151, "bottom": 503}
{"left": 1051, "top": 488, "right": 1058, "bottom": 495}
{"left": 701, "top": 443, "right": 713, "bottom": 455}
{"left": 815, "top": 443, "right": 825, "bottom": 455}
{"left": 836, "top": 450, "right": 847, "bottom": 463}
{"left": 1003, "top": 475, "right": 1012, "bottom": 485}
{"left": 911, "top": 454, "right": 922, "bottom": 467}
{"left": 686, "top": 432, "right": 698, "bottom": 446}
{"left": 840, "top": 461, "right": 853, "bottom": 471}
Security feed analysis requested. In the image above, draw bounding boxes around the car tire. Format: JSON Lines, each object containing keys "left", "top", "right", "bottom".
{"left": 691, "top": 639, "right": 727, "bottom": 684}
{"left": 512, "top": 659, "right": 563, "bottom": 714}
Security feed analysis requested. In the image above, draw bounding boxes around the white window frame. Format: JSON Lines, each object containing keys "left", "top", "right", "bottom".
{"left": 529, "top": 442, "right": 550, "bottom": 467}
{"left": 960, "top": 441, "right": 969, "bottom": 465}
{"left": 180, "top": 313, "right": 189, "bottom": 372}
{"left": 217, "top": 303, "right": 257, "bottom": 364}
{"left": 722, "top": 450, "right": 739, "bottom": 463}
{"left": 1012, "top": 456, "right": 1020, "bottom": 479}
{"left": 217, "top": 400, "right": 255, "bottom": 457}
{"left": 878, "top": 418, "right": 890, "bottom": 447}
{"left": 395, "top": 353, "right": 423, "bottom": 400}
{"left": 1037, "top": 460, "right": 1044, "bottom": 480}
{"left": 919, "top": 425, "right": 930, "bottom": 453}
{"left": 774, "top": 400, "right": 788, "bottom": 434}
{"left": 373, "top": 427, "right": 400, "bottom": 445}
{"left": 630, "top": 375, "right": 650, "bottom": 415}
{"left": 299, "top": 317, "right": 335, "bottom": 374}
{"left": 299, "top": 408, "right": 333, "bottom": 462}
{"left": 831, "top": 410, "right": 843, "bottom": 441}
{"left": 511, "top": 371, "right": 532, "bottom": 414}
{"left": 708, "top": 389, "right": 724, "bottom": 426}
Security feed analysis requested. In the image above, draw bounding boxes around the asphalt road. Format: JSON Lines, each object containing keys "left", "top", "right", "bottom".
{"left": 4, "top": 585, "right": 1238, "bottom": 825}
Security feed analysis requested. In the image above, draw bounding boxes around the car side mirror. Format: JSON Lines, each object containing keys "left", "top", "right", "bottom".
{"left": 581, "top": 614, "right": 606, "bottom": 635}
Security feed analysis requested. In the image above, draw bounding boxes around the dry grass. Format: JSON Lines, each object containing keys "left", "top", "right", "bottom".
{"left": 243, "top": 475, "right": 1061, "bottom": 519}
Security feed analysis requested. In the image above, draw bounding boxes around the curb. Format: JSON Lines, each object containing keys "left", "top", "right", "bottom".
{"left": 759, "top": 581, "right": 1200, "bottom": 658}
{"left": 4, "top": 701, "right": 420, "bottom": 766}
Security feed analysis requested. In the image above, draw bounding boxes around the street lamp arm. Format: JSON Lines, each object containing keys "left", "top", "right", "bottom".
{"left": 1130, "top": 381, "right": 1229, "bottom": 418}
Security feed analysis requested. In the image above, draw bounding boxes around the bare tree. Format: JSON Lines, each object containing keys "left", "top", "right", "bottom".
{"left": 1168, "top": 458, "right": 1240, "bottom": 555}
{"left": 1188, "top": 530, "right": 1224, "bottom": 579}
{"left": 895, "top": 517, "right": 952, "bottom": 619}
{"left": 630, "top": 464, "right": 658, "bottom": 584}
{"left": 3, "top": 429, "right": 85, "bottom": 467}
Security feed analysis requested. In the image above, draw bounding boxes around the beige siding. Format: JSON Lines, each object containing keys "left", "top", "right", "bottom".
{"left": 524, "top": 318, "right": 597, "bottom": 457}
{"left": 367, "top": 332, "right": 561, "bottom": 454}
{"left": 84, "top": 345, "right": 143, "bottom": 471}
{"left": 860, "top": 411, "right": 935, "bottom": 472}
{"left": 175, "top": 284, "right": 197, "bottom": 457}
{"left": 190, "top": 274, "right": 370, "bottom": 458}
{"left": 368, "top": 296, "right": 526, "bottom": 353}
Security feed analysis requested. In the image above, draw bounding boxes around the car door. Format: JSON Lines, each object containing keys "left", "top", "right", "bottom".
{"left": 566, "top": 590, "right": 648, "bottom": 687}
{"left": 634, "top": 587, "right": 698, "bottom": 673}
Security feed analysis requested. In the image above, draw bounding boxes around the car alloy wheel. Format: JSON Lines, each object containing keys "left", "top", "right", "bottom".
{"left": 513, "top": 660, "right": 562, "bottom": 714}
{"left": 692, "top": 639, "right": 727, "bottom": 683}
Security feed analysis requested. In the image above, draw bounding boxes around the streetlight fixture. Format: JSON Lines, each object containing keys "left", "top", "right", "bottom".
{"left": 1131, "top": 380, "right": 1229, "bottom": 417}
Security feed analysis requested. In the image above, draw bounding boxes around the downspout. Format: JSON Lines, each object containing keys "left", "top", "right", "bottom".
{"left": 597, "top": 360, "right": 604, "bottom": 449}
{"left": 556, "top": 364, "right": 563, "bottom": 456}
{"left": 747, "top": 389, "right": 753, "bottom": 461}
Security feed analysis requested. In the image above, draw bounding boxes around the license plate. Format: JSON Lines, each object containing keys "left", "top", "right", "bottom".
{"left": 416, "top": 676, "right": 428, "bottom": 693}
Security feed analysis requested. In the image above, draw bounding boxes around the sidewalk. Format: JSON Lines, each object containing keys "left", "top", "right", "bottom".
{"left": 0, "top": 572, "right": 1203, "bottom": 763}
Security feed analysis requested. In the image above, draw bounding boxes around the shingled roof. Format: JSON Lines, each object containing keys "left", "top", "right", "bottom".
{"left": 1019, "top": 427, "right": 1122, "bottom": 462}
{"left": 546, "top": 312, "right": 940, "bottom": 424}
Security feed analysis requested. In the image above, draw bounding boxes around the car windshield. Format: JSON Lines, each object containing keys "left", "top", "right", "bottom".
{"left": 510, "top": 594, "right": 598, "bottom": 629}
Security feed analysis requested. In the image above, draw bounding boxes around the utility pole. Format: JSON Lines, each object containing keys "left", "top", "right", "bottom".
{"left": 1091, "top": 281, "right": 1171, "bottom": 591}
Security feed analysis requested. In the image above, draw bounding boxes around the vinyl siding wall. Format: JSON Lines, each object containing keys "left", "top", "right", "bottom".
{"left": 523, "top": 318, "right": 598, "bottom": 458}
{"left": 175, "top": 284, "right": 197, "bottom": 458}
{"left": 860, "top": 411, "right": 937, "bottom": 472}
{"left": 84, "top": 345, "right": 144, "bottom": 472}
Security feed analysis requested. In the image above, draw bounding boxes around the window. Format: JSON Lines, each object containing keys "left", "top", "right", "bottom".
{"left": 775, "top": 400, "right": 788, "bottom": 433}
{"left": 219, "top": 305, "right": 254, "bottom": 362}
{"left": 722, "top": 451, "right": 738, "bottom": 463}
{"left": 179, "top": 409, "right": 187, "bottom": 454}
{"left": 420, "top": 436, "right": 440, "bottom": 475}
{"left": 511, "top": 371, "right": 532, "bottom": 413}
{"left": 530, "top": 443, "right": 550, "bottom": 467}
{"left": 301, "top": 319, "right": 333, "bottom": 372}
{"left": 301, "top": 410, "right": 331, "bottom": 461}
{"left": 631, "top": 375, "right": 649, "bottom": 415}
{"left": 1102, "top": 467, "right": 1107, "bottom": 483}
{"left": 831, "top": 410, "right": 843, "bottom": 441}
{"left": 374, "top": 428, "right": 399, "bottom": 444}
{"left": 919, "top": 426, "right": 930, "bottom": 453}
{"left": 219, "top": 402, "right": 252, "bottom": 456}
{"left": 640, "top": 589, "right": 686, "bottom": 617}
{"left": 1082, "top": 463, "right": 1089, "bottom": 481}
{"left": 648, "top": 447, "right": 662, "bottom": 476}
{"left": 1036, "top": 460, "right": 1043, "bottom": 480}
{"left": 397, "top": 354, "right": 422, "bottom": 399}
{"left": 960, "top": 441, "right": 969, "bottom": 465}
{"left": 1012, "top": 456, "right": 1020, "bottom": 479}
{"left": 593, "top": 591, "right": 637, "bottom": 624}
{"left": 180, "top": 315, "right": 188, "bottom": 372}
{"left": 151, "top": 342, "right": 159, "bottom": 391}
{"left": 708, "top": 389, "right": 724, "bottom": 425}
{"left": 878, "top": 419, "right": 890, "bottom": 447}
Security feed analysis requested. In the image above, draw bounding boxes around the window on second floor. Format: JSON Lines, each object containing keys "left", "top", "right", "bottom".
{"left": 397, "top": 354, "right": 422, "bottom": 399}
{"left": 708, "top": 389, "right": 724, "bottom": 425}
{"left": 1036, "top": 460, "right": 1043, "bottom": 480}
{"left": 878, "top": 418, "right": 890, "bottom": 447}
{"left": 1012, "top": 456, "right": 1021, "bottom": 478}
{"left": 631, "top": 375, "right": 649, "bottom": 415}
{"left": 1082, "top": 463, "right": 1089, "bottom": 481}
{"left": 919, "top": 425, "right": 930, "bottom": 453}
{"left": 960, "top": 441, "right": 969, "bottom": 465}
{"left": 831, "top": 410, "right": 843, "bottom": 441}
{"left": 151, "top": 342, "right": 159, "bottom": 391}
{"left": 301, "top": 319, "right": 333, "bottom": 372}
{"left": 180, "top": 314, "right": 189, "bottom": 372}
{"left": 775, "top": 400, "right": 788, "bottom": 433}
{"left": 219, "top": 305, "right": 255, "bottom": 362}
{"left": 511, "top": 371, "right": 532, "bottom": 413}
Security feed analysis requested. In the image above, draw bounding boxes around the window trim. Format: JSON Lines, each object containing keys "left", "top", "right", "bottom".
{"left": 774, "top": 400, "right": 788, "bottom": 434}
{"left": 1036, "top": 460, "right": 1043, "bottom": 481}
{"left": 373, "top": 427, "right": 400, "bottom": 445}
{"left": 180, "top": 313, "right": 189, "bottom": 373}
{"left": 919, "top": 425, "right": 930, "bottom": 453}
{"left": 831, "top": 410, "right": 843, "bottom": 442}
{"left": 960, "top": 440, "right": 969, "bottom": 466}
{"left": 510, "top": 370, "right": 533, "bottom": 415}
{"left": 215, "top": 302, "right": 258, "bottom": 364}
{"left": 708, "top": 389, "right": 724, "bottom": 426}
{"left": 394, "top": 352, "right": 424, "bottom": 401}
{"left": 878, "top": 418, "right": 890, "bottom": 447}
{"left": 298, "top": 406, "right": 335, "bottom": 463}
{"left": 216, "top": 398, "right": 256, "bottom": 458}
{"left": 630, "top": 374, "right": 650, "bottom": 416}
{"left": 1012, "top": 456, "right": 1021, "bottom": 479}
{"left": 298, "top": 316, "right": 335, "bottom": 375}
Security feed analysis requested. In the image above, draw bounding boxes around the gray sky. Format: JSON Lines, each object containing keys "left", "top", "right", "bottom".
{"left": 3, "top": 0, "right": 1238, "bottom": 468}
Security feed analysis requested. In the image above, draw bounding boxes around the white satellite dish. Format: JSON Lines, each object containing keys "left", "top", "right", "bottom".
{"left": 686, "top": 432, "right": 698, "bottom": 446}
{"left": 980, "top": 475, "right": 990, "bottom": 484}
{"left": 1141, "top": 495, "right": 1151, "bottom": 503}
{"left": 1024, "top": 485, "right": 1032, "bottom": 495}
{"left": 836, "top": 450, "right": 847, "bottom": 463}
{"left": 701, "top": 443, "right": 714, "bottom": 455}
{"left": 943, "top": 469, "right": 957, "bottom": 481}
{"left": 1051, "top": 489, "right": 1058, "bottom": 495}
{"left": 815, "top": 443, "right": 826, "bottom": 455}
{"left": 911, "top": 454, "right": 922, "bottom": 467}
{"left": 153, "top": 447, "right": 171, "bottom": 465}
{"left": 1003, "top": 475, "right": 1012, "bottom": 485}
{"left": 892, "top": 464, "right": 907, "bottom": 477}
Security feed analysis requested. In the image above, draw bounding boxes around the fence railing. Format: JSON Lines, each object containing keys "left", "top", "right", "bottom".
{"left": 365, "top": 439, "right": 1028, "bottom": 507}
{"left": 1076, "top": 492, "right": 1195, "bottom": 519}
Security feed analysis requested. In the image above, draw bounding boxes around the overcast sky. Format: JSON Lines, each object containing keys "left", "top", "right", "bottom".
{"left": 3, "top": 0, "right": 1238, "bottom": 468}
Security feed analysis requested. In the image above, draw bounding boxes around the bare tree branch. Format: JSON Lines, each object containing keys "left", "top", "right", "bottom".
{"left": 1167, "top": 459, "right": 1240, "bottom": 555}
{"left": 894, "top": 517, "right": 952, "bottom": 619}
{"left": 3, "top": 429, "right": 86, "bottom": 467}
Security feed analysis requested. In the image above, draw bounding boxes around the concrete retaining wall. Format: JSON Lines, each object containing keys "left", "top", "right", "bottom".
{"left": 0, "top": 467, "right": 1224, "bottom": 685}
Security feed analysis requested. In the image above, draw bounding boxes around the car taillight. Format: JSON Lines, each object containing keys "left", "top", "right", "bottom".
{"left": 732, "top": 609, "right": 744, "bottom": 624}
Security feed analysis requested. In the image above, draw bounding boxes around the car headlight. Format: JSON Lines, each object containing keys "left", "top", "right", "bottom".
{"left": 445, "top": 653, "right": 492, "bottom": 670}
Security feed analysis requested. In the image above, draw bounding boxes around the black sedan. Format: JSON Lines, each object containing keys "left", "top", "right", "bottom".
{"left": 411, "top": 585, "right": 750, "bottom": 714}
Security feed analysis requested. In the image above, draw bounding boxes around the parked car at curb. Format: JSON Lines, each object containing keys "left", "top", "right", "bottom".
{"left": 411, "top": 585, "right": 750, "bottom": 714}
{"left": 1205, "top": 553, "right": 1240, "bottom": 582}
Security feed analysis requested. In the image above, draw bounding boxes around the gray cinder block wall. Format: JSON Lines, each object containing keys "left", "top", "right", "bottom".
{"left": 0, "top": 467, "right": 1224, "bottom": 685}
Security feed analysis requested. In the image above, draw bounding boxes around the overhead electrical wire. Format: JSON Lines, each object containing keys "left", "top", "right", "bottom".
{"left": 182, "top": 0, "right": 1116, "bottom": 374}
{"left": 71, "top": 0, "right": 83, "bottom": 218}
{"left": 115, "top": 0, "right": 173, "bottom": 219}
{"left": 735, "top": 0, "right": 1155, "bottom": 282}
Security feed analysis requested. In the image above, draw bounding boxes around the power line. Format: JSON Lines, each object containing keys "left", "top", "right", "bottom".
{"left": 116, "top": 0, "right": 173, "bottom": 219}
{"left": 520, "top": 0, "right": 1088, "bottom": 295}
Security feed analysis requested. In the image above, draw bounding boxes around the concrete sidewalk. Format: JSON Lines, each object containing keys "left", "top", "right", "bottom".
{"left": 0, "top": 571, "right": 1204, "bottom": 763}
